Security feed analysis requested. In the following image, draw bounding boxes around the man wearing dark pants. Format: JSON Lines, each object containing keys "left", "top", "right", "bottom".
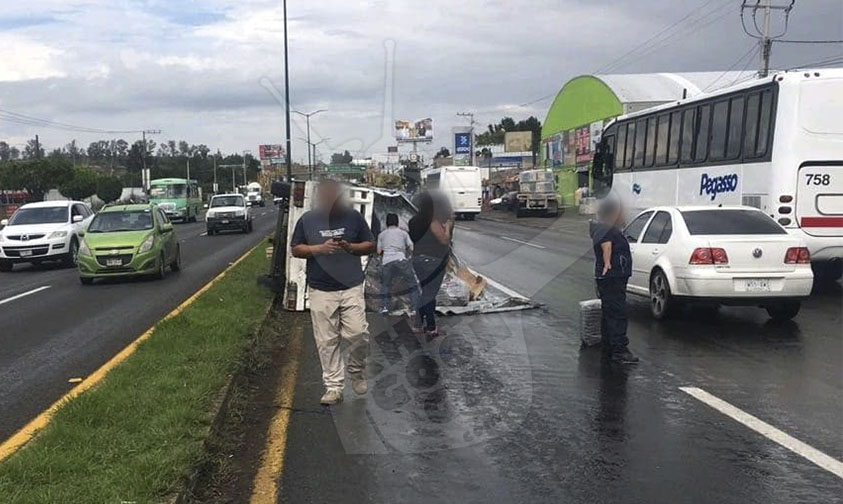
{"left": 590, "top": 196, "right": 638, "bottom": 364}
{"left": 291, "top": 180, "right": 377, "bottom": 405}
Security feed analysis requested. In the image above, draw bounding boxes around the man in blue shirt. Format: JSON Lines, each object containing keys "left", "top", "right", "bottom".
{"left": 291, "top": 180, "right": 376, "bottom": 405}
{"left": 590, "top": 196, "right": 638, "bottom": 364}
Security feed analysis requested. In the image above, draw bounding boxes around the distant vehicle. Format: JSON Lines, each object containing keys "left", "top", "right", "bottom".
{"left": 246, "top": 182, "right": 265, "bottom": 207}
{"left": 516, "top": 169, "right": 559, "bottom": 217}
{"left": 592, "top": 68, "right": 843, "bottom": 280}
{"left": 0, "top": 201, "right": 94, "bottom": 272}
{"left": 491, "top": 191, "right": 519, "bottom": 212}
{"left": 205, "top": 193, "right": 252, "bottom": 235}
{"left": 424, "top": 166, "right": 482, "bottom": 220}
{"left": 623, "top": 206, "right": 813, "bottom": 321}
{"left": 148, "top": 178, "right": 203, "bottom": 222}
{"left": 77, "top": 204, "right": 180, "bottom": 284}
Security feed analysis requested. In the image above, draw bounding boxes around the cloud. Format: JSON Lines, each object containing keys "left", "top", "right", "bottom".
{"left": 0, "top": 0, "right": 840, "bottom": 159}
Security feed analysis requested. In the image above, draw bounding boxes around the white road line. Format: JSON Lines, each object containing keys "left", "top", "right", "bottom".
{"left": 500, "top": 236, "right": 546, "bottom": 249}
{"left": 0, "top": 286, "right": 51, "bottom": 306}
{"left": 467, "top": 268, "right": 528, "bottom": 300}
{"left": 455, "top": 225, "right": 472, "bottom": 231}
{"left": 680, "top": 387, "right": 843, "bottom": 479}
{"left": 199, "top": 232, "right": 207, "bottom": 237}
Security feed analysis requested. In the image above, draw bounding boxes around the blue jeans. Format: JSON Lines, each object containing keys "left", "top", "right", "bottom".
{"left": 381, "top": 259, "right": 420, "bottom": 312}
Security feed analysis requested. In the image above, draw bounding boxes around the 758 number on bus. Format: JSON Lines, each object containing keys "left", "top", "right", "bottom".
{"left": 805, "top": 173, "right": 831, "bottom": 186}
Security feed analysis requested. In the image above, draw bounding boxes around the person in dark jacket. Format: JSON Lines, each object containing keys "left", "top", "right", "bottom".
{"left": 408, "top": 191, "right": 452, "bottom": 337}
{"left": 590, "top": 197, "right": 639, "bottom": 364}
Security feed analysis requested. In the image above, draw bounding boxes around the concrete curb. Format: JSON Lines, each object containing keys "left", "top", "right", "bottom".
{"left": 170, "top": 296, "right": 277, "bottom": 504}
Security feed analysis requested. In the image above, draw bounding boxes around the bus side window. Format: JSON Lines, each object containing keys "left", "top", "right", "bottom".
{"left": 644, "top": 117, "right": 657, "bottom": 167}
{"left": 756, "top": 89, "right": 773, "bottom": 158}
{"left": 693, "top": 104, "right": 711, "bottom": 163}
{"left": 744, "top": 92, "right": 761, "bottom": 158}
{"left": 726, "top": 96, "right": 745, "bottom": 160}
{"left": 624, "top": 122, "right": 636, "bottom": 168}
{"left": 680, "top": 108, "right": 696, "bottom": 164}
{"left": 615, "top": 123, "right": 627, "bottom": 170}
{"left": 667, "top": 111, "right": 681, "bottom": 165}
{"left": 655, "top": 114, "right": 669, "bottom": 166}
{"left": 709, "top": 99, "right": 729, "bottom": 161}
{"left": 633, "top": 119, "right": 646, "bottom": 168}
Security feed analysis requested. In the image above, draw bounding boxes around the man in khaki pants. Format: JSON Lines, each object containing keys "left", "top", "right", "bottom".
{"left": 291, "top": 180, "right": 376, "bottom": 405}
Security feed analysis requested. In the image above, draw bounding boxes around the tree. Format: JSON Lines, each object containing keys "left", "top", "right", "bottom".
{"left": 0, "top": 159, "right": 74, "bottom": 201}
{"left": 474, "top": 116, "right": 543, "bottom": 163}
{"left": 22, "top": 138, "right": 45, "bottom": 160}
{"left": 59, "top": 166, "right": 99, "bottom": 200}
{"left": 96, "top": 175, "right": 123, "bottom": 203}
{"left": 0, "top": 141, "right": 10, "bottom": 162}
{"left": 330, "top": 150, "right": 353, "bottom": 164}
{"left": 434, "top": 147, "right": 451, "bottom": 159}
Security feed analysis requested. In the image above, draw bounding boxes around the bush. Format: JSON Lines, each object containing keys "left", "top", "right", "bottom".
{"left": 96, "top": 175, "right": 123, "bottom": 203}
{"left": 59, "top": 166, "right": 100, "bottom": 201}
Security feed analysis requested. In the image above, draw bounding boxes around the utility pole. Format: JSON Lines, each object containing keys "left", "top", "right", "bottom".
{"left": 242, "top": 150, "right": 251, "bottom": 187}
{"left": 141, "top": 129, "right": 161, "bottom": 191}
{"left": 186, "top": 157, "right": 190, "bottom": 181}
{"left": 34, "top": 135, "right": 40, "bottom": 160}
{"left": 213, "top": 154, "right": 218, "bottom": 194}
{"left": 741, "top": 0, "right": 796, "bottom": 78}
{"left": 299, "top": 137, "right": 329, "bottom": 181}
{"left": 294, "top": 110, "right": 327, "bottom": 180}
{"left": 457, "top": 112, "right": 476, "bottom": 166}
{"left": 282, "top": 0, "right": 293, "bottom": 182}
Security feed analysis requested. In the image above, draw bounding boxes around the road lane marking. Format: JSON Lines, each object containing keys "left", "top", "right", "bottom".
{"left": 249, "top": 324, "right": 303, "bottom": 504}
{"left": 200, "top": 232, "right": 207, "bottom": 236}
{"left": 0, "top": 241, "right": 265, "bottom": 463}
{"left": 500, "top": 236, "right": 546, "bottom": 249}
{"left": 680, "top": 387, "right": 843, "bottom": 479}
{"left": 455, "top": 225, "right": 472, "bottom": 231}
{"left": 0, "top": 286, "right": 51, "bottom": 306}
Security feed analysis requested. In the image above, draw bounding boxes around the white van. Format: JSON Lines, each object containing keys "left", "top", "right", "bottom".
{"left": 424, "top": 166, "right": 482, "bottom": 220}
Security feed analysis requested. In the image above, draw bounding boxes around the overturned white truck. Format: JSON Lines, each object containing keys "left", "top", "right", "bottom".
{"left": 282, "top": 181, "right": 534, "bottom": 314}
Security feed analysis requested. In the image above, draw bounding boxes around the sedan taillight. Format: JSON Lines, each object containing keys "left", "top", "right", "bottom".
{"left": 784, "top": 247, "right": 811, "bottom": 264}
{"left": 690, "top": 247, "right": 729, "bottom": 265}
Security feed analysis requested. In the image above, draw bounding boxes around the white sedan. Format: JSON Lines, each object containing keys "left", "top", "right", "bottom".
{"left": 623, "top": 206, "right": 814, "bottom": 321}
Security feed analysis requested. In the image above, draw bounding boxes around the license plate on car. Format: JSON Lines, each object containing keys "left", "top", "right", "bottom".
{"left": 744, "top": 279, "right": 771, "bottom": 292}
{"left": 106, "top": 258, "right": 123, "bottom": 267}
{"left": 19, "top": 250, "right": 32, "bottom": 257}
{"left": 221, "top": 219, "right": 230, "bottom": 224}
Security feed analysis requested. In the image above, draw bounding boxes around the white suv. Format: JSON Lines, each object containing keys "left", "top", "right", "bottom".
{"left": 0, "top": 201, "right": 94, "bottom": 271}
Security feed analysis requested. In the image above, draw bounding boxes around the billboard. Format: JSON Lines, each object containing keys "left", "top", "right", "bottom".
{"left": 505, "top": 131, "right": 532, "bottom": 153}
{"left": 454, "top": 132, "right": 472, "bottom": 155}
{"left": 575, "top": 126, "right": 591, "bottom": 163}
{"left": 395, "top": 118, "right": 434, "bottom": 142}
{"left": 259, "top": 144, "right": 286, "bottom": 164}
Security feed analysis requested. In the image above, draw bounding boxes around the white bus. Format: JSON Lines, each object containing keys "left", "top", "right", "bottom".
{"left": 424, "top": 166, "right": 483, "bottom": 220}
{"left": 593, "top": 68, "right": 843, "bottom": 279}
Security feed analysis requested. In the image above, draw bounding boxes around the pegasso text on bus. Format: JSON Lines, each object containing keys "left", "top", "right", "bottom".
{"left": 700, "top": 173, "right": 738, "bottom": 201}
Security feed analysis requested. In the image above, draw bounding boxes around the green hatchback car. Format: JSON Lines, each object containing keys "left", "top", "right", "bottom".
{"left": 77, "top": 204, "right": 181, "bottom": 285}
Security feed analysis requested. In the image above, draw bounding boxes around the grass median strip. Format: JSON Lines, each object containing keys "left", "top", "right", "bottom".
{"left": 0, "top": 240, "right": 275, "bottom": 504}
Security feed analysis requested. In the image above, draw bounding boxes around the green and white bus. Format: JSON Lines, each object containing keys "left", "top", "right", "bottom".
{"left": 148, "top": 178, "right": 202, "bottom": 222}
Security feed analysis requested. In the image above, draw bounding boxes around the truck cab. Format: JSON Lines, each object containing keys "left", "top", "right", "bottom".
{"left": 516, "top": 169, "right": 559, "bottom": 217}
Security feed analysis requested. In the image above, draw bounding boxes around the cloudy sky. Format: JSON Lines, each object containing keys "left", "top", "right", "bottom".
{"left": 0, "top": 0, "right": 840, "bottom": 162}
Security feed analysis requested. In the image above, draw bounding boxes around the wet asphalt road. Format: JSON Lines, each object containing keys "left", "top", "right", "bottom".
{"left": 0, "top": 208, "right": 280, "bottom": 441}
{"left": 279, "top": 212, "right": 842, "bottom": 504}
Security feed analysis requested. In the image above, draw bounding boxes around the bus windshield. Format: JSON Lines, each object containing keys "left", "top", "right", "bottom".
{"left": 149, "top": 184, "right": 187, "bottom": 199}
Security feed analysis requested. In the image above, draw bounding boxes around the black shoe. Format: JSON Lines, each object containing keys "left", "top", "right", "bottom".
{"left": 610, "top": 350, "right": 639, "bottom": 364}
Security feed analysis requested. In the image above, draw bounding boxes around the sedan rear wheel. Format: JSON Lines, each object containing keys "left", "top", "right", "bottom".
{"left": 765, "top": 302, "right": 801, "bottom": 322}
{"left": 649, "top": 270, "right": 675, "bottom": 320}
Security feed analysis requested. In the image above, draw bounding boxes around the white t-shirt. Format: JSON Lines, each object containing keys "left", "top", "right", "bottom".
{"left": 378, "top": 226, "right": 413, "bottom": 265}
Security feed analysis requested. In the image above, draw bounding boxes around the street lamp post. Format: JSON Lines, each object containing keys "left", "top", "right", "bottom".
{"left": 294, "top": 109, "right": 327, "bottom": 180}
{"left": 282, "top": 0, "right": 292, "bottom": 182}
{"left": 299, "top": 137, "right": 329, "bottom": 180}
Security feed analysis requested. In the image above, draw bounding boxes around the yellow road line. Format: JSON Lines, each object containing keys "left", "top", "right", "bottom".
{"left": 0, "top": 240, "right": 264, "bottom": 463}
{"left": 249, "top": 324, "right": 303, "bottom": 504}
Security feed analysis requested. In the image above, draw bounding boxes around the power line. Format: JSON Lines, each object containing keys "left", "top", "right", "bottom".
{"left": 704, "top": 44, "right": 760, "bottom": 91}
{"left": 775, "top": 38, "right": 843, "bottom": 44}
{"left": 597, "top": 0, "right": 735, "bottom": 74}
{"left": 0, "top": 107, "right": 144, "bottom": 135}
